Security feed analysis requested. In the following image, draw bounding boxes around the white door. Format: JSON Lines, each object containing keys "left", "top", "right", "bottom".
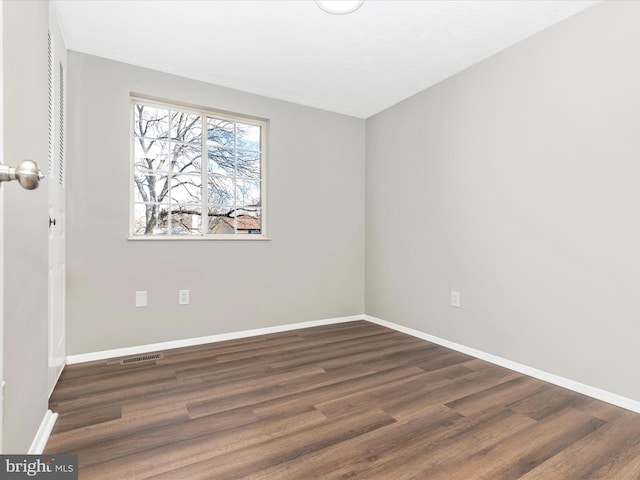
{"left": 47, "top": 22, "right": 67, "bottom": 395}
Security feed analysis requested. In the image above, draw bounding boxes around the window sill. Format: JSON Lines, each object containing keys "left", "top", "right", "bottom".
{"left": 127, "top": 235, "right": 272, "bottom": 241}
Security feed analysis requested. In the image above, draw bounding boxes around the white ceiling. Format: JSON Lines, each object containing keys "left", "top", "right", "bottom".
{"left": 52, "top": 0, "right": 599, "bottom": 119}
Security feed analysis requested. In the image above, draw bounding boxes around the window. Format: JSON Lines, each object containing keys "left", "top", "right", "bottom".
{"left": 131, "top": 97, "right": 267, "bottom": 238}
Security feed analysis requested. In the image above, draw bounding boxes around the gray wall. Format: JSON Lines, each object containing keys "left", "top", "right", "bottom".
{"left": 366, "top": 1, "right": 640, "bottom": 402}
{"left": 66, "top": 53, "right": 365, "bottom": 355}
{"left": 67, "top": 0, "right": 640, "bottom": 407}
{"left": 2, "top": 0, "right": 50, "bottom": 452}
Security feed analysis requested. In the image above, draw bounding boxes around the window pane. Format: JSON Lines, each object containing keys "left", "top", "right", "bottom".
{"left": 170, "top": 174, "right": 202, "bottom": 205}
{"left": 134, "top": 105, "right": 169, "bottom": 139}
{"left": 208, "top": 147, "right": 235, "bottom": 176}
{"left": 172, "top": 144, "right": 201, "bottom": 174}
{"left": 208, "top": 206, "right": 241, "bottom": 235}
{"left": 134, "top": 203, "right": 170, "bottom": 235}
{"left": 134, "top": 140, "right": 170, "bottom": 172}
{"left": 206, "top": 117, "right": 234, "bottom": 148}
{"left": 171, "top": 111, "right": 201, "bottom": 144}
{"left": 208, "top": 214, "right": 235, "bottom": 235}
{"left": 236, "top": 150, "right": 261, "bottom": 179}
{"left": 134, "top": 172, "right": 169, "bottom": 204}
{"left": 169, "top": 205, "right": 202, "bottom": 235}
{"left": 133, "top": 203, "right": 150, "bottom": 235}
{"left": 235, "top": 208, "right": 261, "bottom": 235}
{"left": 208, "top": 176, "right": 234, "bottom": 206}
{"left": 236, "top": 179, "right": 261, "bottom": 207}
{"left": 237, "top": 123, "right": 260, "bottom": 151}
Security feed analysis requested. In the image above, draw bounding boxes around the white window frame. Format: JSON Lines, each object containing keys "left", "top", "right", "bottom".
{"left": 129, "top": 96, "right": 268, "bottom": 240}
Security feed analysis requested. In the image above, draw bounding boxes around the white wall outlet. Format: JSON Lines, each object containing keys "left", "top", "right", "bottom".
{"left": 179, "top": 289, "right": 190, "bottom": 305}
{"left": 136, "top": 291, "right": 148, "bottom": 308}
{"left": 451, "top": 291, "right": 461, "bottom": 308}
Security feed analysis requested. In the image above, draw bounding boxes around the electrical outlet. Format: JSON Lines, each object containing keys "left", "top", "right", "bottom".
{"left": 451, "top": 291, "right": 461, "bottom": 308}
{"left": 136, "top": 291, "right": 148, "bottom": 308}
{"left": 179, "top": 289, "right": 190, "bottom": 305}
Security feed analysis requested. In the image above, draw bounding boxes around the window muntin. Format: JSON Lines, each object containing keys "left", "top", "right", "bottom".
{"left": 131, "top": 99, "right": 266, "bottom": 238}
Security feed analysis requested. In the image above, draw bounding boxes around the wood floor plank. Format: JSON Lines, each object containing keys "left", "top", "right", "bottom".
{"left": 329, "top": 407, "right": 537, "bottom": 480}
{"left": 189, "top": 363, "right": 423, "bottom": 419}
{"left": 384, "top": 365, "right": 520, "bottom": 421}
{"left": 237, "top": 404, "right": 461, "bottom": 480}
{"left": 444, "top": 375, "right": 548, "bottom": 416}
{"left": 507, "top": 383, "right": 593, "bottom": 420}
{"left": 417, "top": 407, "right": 605, "bottom": 480}
{"left": 314, "top": 362, "right": 472, "bottom": 419}
{"left": 80, "top": 407, "right": 328, "bottom": 476}
{"left": 51, "top": 405, "right": 122, "bottom": 434}
{"left": 45, "top": 320, "right": 640, "bottom": 479}
{"left": 518, "top": 410, "right": 640, "bottom": 479}
{"left": 149, "top": 409, "right": 397, "bottom": 480}
{"left": 249, "top": 365, "right": 424, "bottom": 419}
{"left": 45, "top": 405, "right": 190, "bottom": 454}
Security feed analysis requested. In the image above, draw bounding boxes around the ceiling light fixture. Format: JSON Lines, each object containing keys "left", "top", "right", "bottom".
{"left": 316, "top": 0, "right": 365, "bottom": 15}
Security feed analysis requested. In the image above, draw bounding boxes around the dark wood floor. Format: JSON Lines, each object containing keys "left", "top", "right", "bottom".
{"left": 46, "top": 320, "right": 640, "bottom": 479}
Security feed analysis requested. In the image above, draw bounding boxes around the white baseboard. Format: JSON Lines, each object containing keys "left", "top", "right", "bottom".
{"left": 28, "top": 410, "right": 58, "bottom": 454}
{"left": 66, "top": 315, "right": 362, "bottom": 365}
{"left": 48, "top": 363, "right": 66, "bottom": 400}
{"left": 364, "top": 314, "right": 640, "bottom": 415}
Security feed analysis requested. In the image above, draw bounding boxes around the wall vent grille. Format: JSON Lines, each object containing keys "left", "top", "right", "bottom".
{"left": 120, "top": 353, "right": 163, "bottom": 365}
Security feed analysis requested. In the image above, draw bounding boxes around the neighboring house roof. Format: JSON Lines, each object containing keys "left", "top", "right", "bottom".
{"left": 221, "top": 216, "right": 261, "bottom": 231}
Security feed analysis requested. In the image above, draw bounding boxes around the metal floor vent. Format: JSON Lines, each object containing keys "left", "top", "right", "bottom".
{"left": 120, "top": 353, "right": 163, "bottom": 365}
